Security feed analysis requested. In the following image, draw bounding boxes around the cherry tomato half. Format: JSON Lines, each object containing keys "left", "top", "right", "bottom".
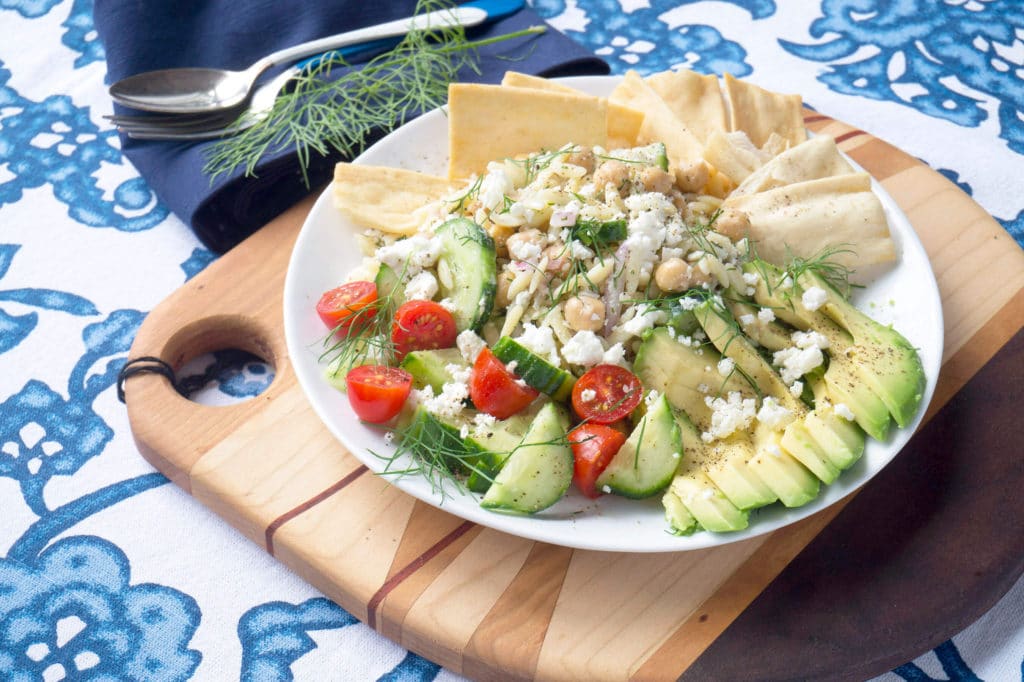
{"left": 571, "top": 364, "right": 643, "bottom": 424}
{"left": 345, "top": 365, "right": 413, "bottom": 424}
{"left": 569, "top": 423, "right": 627, "bottom": 498}
{"left": 317, "top": 281, "right": 377, "bottom": 332}
{"left": 391, "top": 300, "right": 458, "bottom": 360}
{"left": 469, "top": 347, "right": 539, "bottom": 419}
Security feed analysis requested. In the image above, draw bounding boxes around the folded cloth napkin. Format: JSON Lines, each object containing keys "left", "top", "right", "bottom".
{"left": 94, "top": 1, "right": 610, "bottom": 253}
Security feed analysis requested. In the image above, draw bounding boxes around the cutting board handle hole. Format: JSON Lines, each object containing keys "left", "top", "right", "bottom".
{"left": 161, "top": 315, "right": 280, "bottom": 404}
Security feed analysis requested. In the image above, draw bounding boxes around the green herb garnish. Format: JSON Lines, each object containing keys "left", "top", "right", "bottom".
{"left": 204, "top": 0, "right": 546, "bottom": 182}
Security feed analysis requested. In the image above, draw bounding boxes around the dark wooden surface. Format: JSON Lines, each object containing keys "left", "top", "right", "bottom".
{"left": 683, "top": 328, "right": 1024, "bottom": 681}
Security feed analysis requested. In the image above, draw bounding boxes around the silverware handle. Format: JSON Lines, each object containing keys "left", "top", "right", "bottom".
{"left": 254, "top": 5, "right": 489, "bottom": 73}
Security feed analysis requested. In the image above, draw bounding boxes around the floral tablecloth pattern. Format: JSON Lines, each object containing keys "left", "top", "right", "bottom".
{"left": 1, "top": 1, "right": 1022, "bottom": 680}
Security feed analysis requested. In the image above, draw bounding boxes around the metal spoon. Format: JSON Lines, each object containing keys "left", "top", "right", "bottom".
{"left": 108, "top": 0, "right": 521, "bottom": 114}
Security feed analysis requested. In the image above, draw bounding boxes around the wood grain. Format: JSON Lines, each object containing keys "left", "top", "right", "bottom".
{"left": 122, "top": 115, "right": 1024, "bottom": 680}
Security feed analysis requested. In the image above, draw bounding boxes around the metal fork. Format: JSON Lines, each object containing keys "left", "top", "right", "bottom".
{"left": 105, "top": 66, "right": 299, "bottom": 141}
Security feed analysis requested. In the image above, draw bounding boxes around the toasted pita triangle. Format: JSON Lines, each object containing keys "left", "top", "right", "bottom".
{"left": 645, "top": 69, "right": 727, "bottom": 143}
{"left": 610, "top": 70, "right": 704, "bottom": 164}
{"left": 723, "top": 173, "right": 896, "bottom": 270}
{"left": 724, "top": 73, "right": 807, "bottom": 148}
{"left": 731, "top": 135, "right": 855, "bottom": 198}
{"left": 333, "top": 163, "right": 451, "bottom": 235}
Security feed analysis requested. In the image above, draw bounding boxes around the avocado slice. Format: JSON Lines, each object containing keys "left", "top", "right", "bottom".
{"left": 798, "top": 270, "right": 926, "bottom": 429}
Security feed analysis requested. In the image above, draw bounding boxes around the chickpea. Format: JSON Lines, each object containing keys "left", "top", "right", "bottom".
{"left": 592, "top": 160, "right": 630, "bottom": 191}
{"left": 639, "top": 166, "right": 675, "bottom": 194}
{"left": 654, "top": 257, "right": 694, "bottom": 293}
{"left": 713, "top": 208, "right": 751, "bottom": 241}
{"left": 564, "top": 147, "right": 596, "bottom": 174}
{"left": 505, "top": 228, "right": 544, "bottom": 261}
{"left": 543, "top": 243, "right": 571, "bottom": 276}
{"left": 564, "top": 295, "right": 606, "bottom": 332}
{"left": 495, "top": 269, "right": 516, "bottom": 308}
{"left": 675, "top": 159, "right": 710, "bottom": 194}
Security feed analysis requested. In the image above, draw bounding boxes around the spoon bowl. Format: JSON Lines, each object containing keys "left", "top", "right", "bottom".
{"left": 106, "top": 0, "right": 518, "bottom": 115}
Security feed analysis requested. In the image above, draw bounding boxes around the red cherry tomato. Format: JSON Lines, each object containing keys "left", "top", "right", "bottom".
{"left": 317, "top": 281, "right": 377, "bottom": 332}
{"left": 469, "top": 347, "right": 539, "bottom": 419}
{"left": 569, "top": 423, "right": 627, "bottom": 498}
{"left": 571, "top": 364, "right": 643, "bottom": 424}
{"left": 391, "top": 300, "right": 458, "bottom": 360}
{"left": 345, "top": 365, "right": 413, "bottom": 424}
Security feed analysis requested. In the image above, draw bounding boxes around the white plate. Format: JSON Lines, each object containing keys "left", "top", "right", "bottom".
{"left": 283, "top": 76, "right": 943, "bottom": 553}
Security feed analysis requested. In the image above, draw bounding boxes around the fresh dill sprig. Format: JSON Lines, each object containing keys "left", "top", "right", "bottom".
{"left": 783, "top": 244, "right": 859, "bottom": 297}
{"left": 204, "top": 0, "right": 546, "bottom": 182}
{"left": 320, "top": 266, "right": 405, "bottom": 375}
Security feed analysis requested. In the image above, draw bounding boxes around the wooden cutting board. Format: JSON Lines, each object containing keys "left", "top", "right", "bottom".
{"left": 123, "top": 113, "right": 1024, "bottom": 681}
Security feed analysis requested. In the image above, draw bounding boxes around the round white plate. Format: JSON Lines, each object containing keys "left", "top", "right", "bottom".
{"left": 282, "top": 76, "right": 943, "bottom": 553}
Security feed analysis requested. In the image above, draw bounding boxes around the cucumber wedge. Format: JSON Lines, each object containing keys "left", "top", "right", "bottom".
{"left": 434, "top": 218, "right": 497, "bottom": 333}
{"left": 481, "top": 402, "right": 572, "bottom": 514}
{"left": 491, "top": 336, "right": 575, "bottom": 402}
{"left": 400, "top": 348, "right": 467, "bottom": 393}
{"left": 595, "top": 393, "right": 682, "bottom": 499}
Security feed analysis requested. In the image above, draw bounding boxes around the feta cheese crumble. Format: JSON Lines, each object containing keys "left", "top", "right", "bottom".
{"left": 516, "top": 323, "right": 560, "bottom": 366}
{"left": 579, "top": 388, "right": 597, "bottom": 402}
{"left": 561, "top": 330, "right": 606, "bottom": 366}
{"left": 456, "top": 329, "right": 486, "bottom": 363}
{"left": 404, "top": 271, "right": 438, "bottom": 301}
{"left": 773, "top": 330, "right": 830, "bottom": 385}
{"left": 701, "top": 392, "right": 757, "bottom": 443}
{"left": 801, "top": 286, "right": 828, "bottom": 312}
{"left": 756, "top": 397, "right": 794, "bottom": 429}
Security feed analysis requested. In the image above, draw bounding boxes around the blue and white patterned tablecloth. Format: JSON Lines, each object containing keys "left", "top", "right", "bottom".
{"left": 1, "top": 1, "right": 1023, "bottom": 680}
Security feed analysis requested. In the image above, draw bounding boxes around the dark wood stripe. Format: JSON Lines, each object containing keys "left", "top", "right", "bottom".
{"left": 802, "top": 114, "right": 831, "bottom": 124}
{"left": 366, "top": 519, "right": 477, "bottom": 631}
{"left": 834, "top": 129, "right": 867, "bottom": 144}
{"left": 264, "top": 464, "right": 369, "bottom": 556}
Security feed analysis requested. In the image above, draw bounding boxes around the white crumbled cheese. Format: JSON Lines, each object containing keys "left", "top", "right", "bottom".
{"left": 561, "top": 330, "right": 605, "bottom": 367}
{"left": 569, "top": 240, "right": 594, "bottom": 260}
{"left": 420, "top": 380, "right": 469, "bottom": 419}
{"left": 661, "top": 246, "right": 685, "bottom": 260}
{"left": 479, "top": 168, "right": 514, "bottom": 212}
{"left": 509, "top": 239, "right": 542, "bottom": 263}
{"left": 701, "top": 392, "right": 757, "bottom": 443}
{"left": 644, "top": 390, "right": 661, "bottom": 407}
{"left": 516, "top": 323, "right": 560, "bottom": 366}
{"left": 459, "top": 424, "right": 470, "bottom": 439}
{"left": 677, "top": 334, "right": 694, "bottom": 348}
{"left": 773, "top": 330, "right": 830, "bottom": 385}
{"left": 697, "top": 383, "right": 709, "bottom": 394}
{"left": 802, "top": 286, "right": 828, "bottom": 311}
{"left": 439, "top": 298, "right": 457, "bottom": 313}
{"left": 621, "top": 308, "right": 667, "bottom": 336}
{"left": 680, "top": 297, "right": 700, "bottom": 311}
{"left": 472, "top": 412, "right": 497, "bottom": 432}
{"left": 622, "top": 209, "right": 669, "bottom": 273}
{"left": 445, "top": 363, "right": 472, "bottom": 384}
{"left": 383, "top": 431, "right": 395, "bottom": 446}
{"left": 757, "top": 397, "right": 794, "bottom": 429}
{"left": 602, "top": 343, "right": 626, "bottom": 366}
{"left": 580, "top": 388, "right": 597, "bottom": 402}
{"left": 456, "top": 329, "right": 486, "bottom": 364}
{"left": 404, "top": 271, "right": 438, "bottom": 301}
{"left": 505, "top": 360, "right": 518, "bottom": 374}
{"left": 739, "top": 313, "right": 756, "bottom": 327}
{"left": 550, "top": 201, "right": 581, "bottom": 228}
{"left": 758, "top": 307, "right": 776, "bottom": 324}
{"left": 780, "top": 275, "right": 793, "bottom": 289}
{"left": 375, "top": 234, "right": 441, "bottom": 276}
{"left": 742, "top": 271, "right": 760, "bottom": 286}
{"left": 834, "top": 403, "right": 856, "bottom": 421}
{"left": 789, "top": 380, "right": 804, "bottom": 397}
{"left": 717, "top": 357, "right": 735, "bottom": 376}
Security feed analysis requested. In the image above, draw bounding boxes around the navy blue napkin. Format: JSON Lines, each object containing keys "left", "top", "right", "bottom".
{"left": 94, "top": 1, "right": 610, "bottom": 253}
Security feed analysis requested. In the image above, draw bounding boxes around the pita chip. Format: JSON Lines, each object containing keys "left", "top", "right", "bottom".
{"left": 730, "top": 135, "right": 855, "bottom": 198}
{"left": 724, "top": 73, "right": 807, "bottom": 148}
{"left": 610, "top": 70, "right": 704, "bottom": 165}
{"left": 333, "top": 163, "right": 451, "bottom": 235}
{"left": 723, "top": 172, "right": 896, "bottom": 270}
{"left": 447, "top": 82, "right": 607, "bottom": 180}
{"left": 645, "top": 69, "right": 728, "bottom": 143}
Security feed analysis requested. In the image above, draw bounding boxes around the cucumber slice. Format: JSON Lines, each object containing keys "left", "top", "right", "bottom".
{"left": 595, "top": 394, "right": 682, "bottom": 499}
{"left": 572, "top": 219, "right": 627, "bottom": 247}
{"left": 463, "top": 405, "right": 542, "bottom": 493}
{"left": 491, "top": 337, "right": 575, "bottom": 402}
{"left": 400, "top": 348, "right": 467, "bottom": 393}
{"left": 434, "top": 218, "right": 497, "bottom": 333}
{"left": 480, "top": 402, "right": 572, "bottom": 514}
{"left": 373, "top": 262, "right": 406, "bottom": 308}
